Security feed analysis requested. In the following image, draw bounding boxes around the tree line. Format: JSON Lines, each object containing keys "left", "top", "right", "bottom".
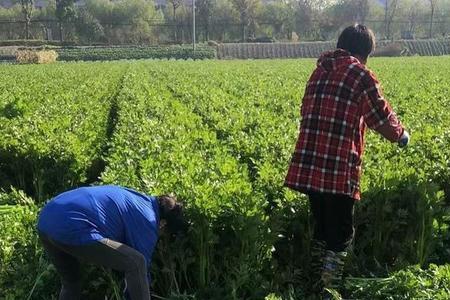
{"left": 0, "top": 0, "right": 449, "bottom": 44}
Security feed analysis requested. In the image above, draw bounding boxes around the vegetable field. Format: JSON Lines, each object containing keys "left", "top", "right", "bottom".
{"left": 1, "top": 57, "right": 450, "bottom": 299}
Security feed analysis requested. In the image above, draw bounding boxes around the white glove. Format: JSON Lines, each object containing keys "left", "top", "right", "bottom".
{"left": 398, "top": 130, "right": 410, "bottom": 148}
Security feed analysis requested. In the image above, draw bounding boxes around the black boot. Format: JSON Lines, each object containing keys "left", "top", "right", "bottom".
{"left": 320, "top": 250, "right": 347, "bottom": 300}
{"left": 307, "top": 239, "right": 326, "bottom": 298}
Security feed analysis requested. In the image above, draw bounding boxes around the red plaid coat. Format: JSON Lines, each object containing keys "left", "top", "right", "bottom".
{"left": 285, "top": 50, "right": 404, "bottom": 200}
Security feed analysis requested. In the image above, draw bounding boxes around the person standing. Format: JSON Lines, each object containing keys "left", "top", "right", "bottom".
{"left": 37, "top": 185, "right": 186, "bottom": 300}
{"left": 284, "top": 24, "right": 410, "bottom": 299}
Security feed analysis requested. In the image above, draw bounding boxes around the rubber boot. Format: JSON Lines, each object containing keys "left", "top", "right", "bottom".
{"left": 321, "top": 250, "right": 347, "bottom": 300}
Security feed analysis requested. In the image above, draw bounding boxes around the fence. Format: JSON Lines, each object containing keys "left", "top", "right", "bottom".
{"left": 217, "top": 39, "right": 450, "bottom": 59}
{"left": 0, "top": 17, "right": 449, "bottom": 45}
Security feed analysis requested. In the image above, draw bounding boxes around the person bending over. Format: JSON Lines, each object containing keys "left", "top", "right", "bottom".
{"left": 37, "top": 185, "right": 186, "bottom": 300}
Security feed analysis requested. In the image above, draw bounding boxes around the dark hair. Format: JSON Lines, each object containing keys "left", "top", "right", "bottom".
{"left": 157, "top": 194, "right": 187, "bottom": 235}
{"left": 337, "top": 24, "right": 376, "bottom": 60}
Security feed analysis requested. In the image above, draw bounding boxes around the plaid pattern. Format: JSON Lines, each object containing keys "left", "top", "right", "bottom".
{"left": 285, "top": 50, "right": 404, "bottom": 200}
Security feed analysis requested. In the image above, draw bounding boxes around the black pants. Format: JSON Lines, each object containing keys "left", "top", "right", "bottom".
{"left": 39, "top": 233, "right": 151, "bottom": 300}
{"left": 308, "top": 192, "right": 355, "bottom": 252}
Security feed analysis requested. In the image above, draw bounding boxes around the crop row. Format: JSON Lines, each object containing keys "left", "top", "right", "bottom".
{"left": 0, "top": 62, "right": 128, "bottom": 201}
{"left": 56, "top": 46, "right": 216, "bottom": 61}
{"left": 0, "top": 45, "right": 216, "bottom": 63}
{"left": 0, "top": 57, "right": 449, "bottom": 299}
{"left": 100, "top": 64, "right": 271, "bottom": 298}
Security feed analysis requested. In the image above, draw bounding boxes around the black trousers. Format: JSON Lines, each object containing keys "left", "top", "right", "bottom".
{"left": 39, "top": 233, "right": 151, "bottom": 300}
{"left": 308, "top": 192, "right": 355, "bottom": 252}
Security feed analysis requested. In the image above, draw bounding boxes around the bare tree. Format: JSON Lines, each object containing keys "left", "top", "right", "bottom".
{"left": 354, "top": 0, "right": 369, "bottom": 24}
{"left": 407, "top": 0, "right": 420, "bottom": 36}
{"left": 230, "top": 0, "right": 260, "bottom": 41}
{"left": 428, "top": 0, "right": 438, "bottom": 38}
{"left": 384, "top": 0, "right": 399, "bottom": 40}
{"left": 210, "top": 0, "right": 239, "bottom": 42}
{"left": 56, "top": 0, "right": 76, "bottom": 42}
{"left": 259, "top": 1, "right": 295, "bottom": 40}
{"left": 19, "top": 0, "right": 34, "bottom": 39}
{"left": 333, "top": 0, "right": 369, "bottom": 24}
{"left": 294, "top": 0, "right": 315, "bottom": 39}
{"left": 196, "top": 0, "right": 214, "bottom": 41}
{"left": 293, "top": 0, "right": 333, "bottom": 39}
{"left": 167, "top": 0, "right": 183, "bottom": 42}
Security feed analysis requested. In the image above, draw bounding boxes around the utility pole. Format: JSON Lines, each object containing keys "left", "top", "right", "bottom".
{"left": 192, "top": 0, "right": 196, "bottom": 53}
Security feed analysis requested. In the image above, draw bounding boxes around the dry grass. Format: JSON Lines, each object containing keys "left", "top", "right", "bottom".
{"left": 15, "top": 50, "right": 58, "bottom": 64}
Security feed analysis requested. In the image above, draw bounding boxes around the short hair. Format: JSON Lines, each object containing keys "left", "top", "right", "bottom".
{"left": 337, "top": 24, "right": 376, "bottom": 59}
{"left": 158, "top": 194, "right": 187, "bottom": 235}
